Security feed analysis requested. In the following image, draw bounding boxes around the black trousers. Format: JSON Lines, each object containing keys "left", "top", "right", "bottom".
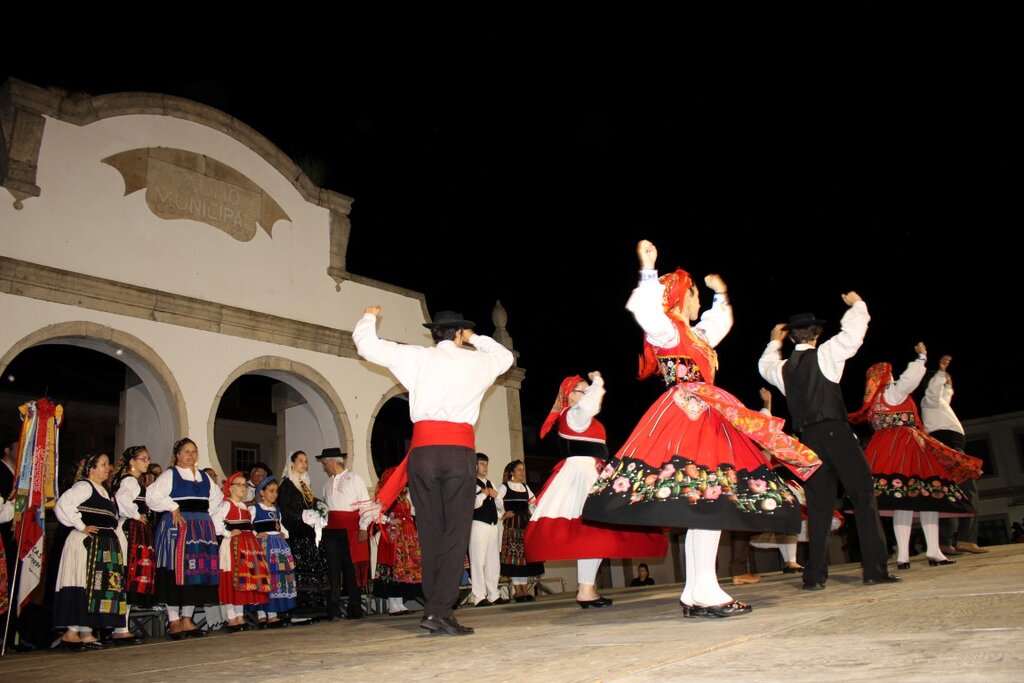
{"left": 932, "top": 430, "right": 979, "bottom": 545}
{"left": 406, "top": 444, "right": 476, "bottom": 620}
{"left": 323, "top": 528, "right": 362, "bottom": 617}
{"left": 800, "top": 420, "right": 889, "bottom": 583}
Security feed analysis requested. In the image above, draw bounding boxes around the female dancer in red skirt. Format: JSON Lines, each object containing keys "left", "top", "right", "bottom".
{"left": 583, "top": 240, "right": 820, "bottom": 618}
{"left": 526, "top": 371, "right": 666, "bottom": 608}
{"left": 849, "top": 344, "right": 982, "bottom": 569}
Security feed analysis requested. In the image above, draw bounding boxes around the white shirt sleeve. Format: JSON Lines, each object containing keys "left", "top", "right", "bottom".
{"left": 463, "top": 333, "right": 515, "bottom": 378}
{"left": 145, "top": 469, "right": 178, "bottom": 513}
{"left": 207, "top": 472, "right": 224, "bottom": 517}
{"left": 115, "top": 476, "right": 142, "bottom": 520}
{"left": 884, "top": 358, "right": 927, "bottom": 406}
{"left": 352, "top": 313, "right": 424, "bottom": 387}
{"left": 212, "top": 500, "right": 232, "bottom": 536}
{"left": 0, "top": 500, "right": 13, "bottom": 524}
{"left": 495, "top": 483, "right": 505, "bottom": 517}
{"left": 817, "top": 301, "right": 871, "bottom": 383}
{"left": 474, "top": 480, "right": 487, "bottom": 510}
{"left": 694, "top": 293, "right": 733, "bottom": 348}
{"left": 625, "top": 273, "right": 680, "bottom": 348}
{"left": 922, "top": 371, "right": 948, "bottom": 408}
{"left": 353, "top": 475, "right": 371, "bottom": 531}
{"left": 758, "top": 340, "right": 787, "bottom": 396}
{"left": 54, "top": 481, "right": 94, "bottom": 531}
{"left": 566, "top": 375, "right": 606, "bottom": 433}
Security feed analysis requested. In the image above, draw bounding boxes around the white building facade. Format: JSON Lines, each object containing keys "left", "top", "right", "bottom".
{"left": 0, "top": 78, "right": 525, "bottom": 494}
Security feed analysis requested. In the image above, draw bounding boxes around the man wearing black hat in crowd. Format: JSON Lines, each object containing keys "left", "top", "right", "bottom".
{"left": 758, "top": 292, "right": 898, "bottom": 590}
{"left": 318, "top": 447, "right": 368, "bottom": 620}
{"left": 353, "top": 307, "right": 514, "bottom": 636}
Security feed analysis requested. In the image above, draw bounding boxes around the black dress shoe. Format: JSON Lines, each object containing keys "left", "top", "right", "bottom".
{"left": 79, "top": 640, "right": 108, "bottom": 650}
{"left": 59, "top": 640, "right": 85, "bottom": 651}
{"left": 183, "top": 627, "right": 208, "bottom": 637}
{"left": 111, "top": 634, "right": 145, "bottom": 646}
{"left": 576, "top": 596, "right": 613, "bottom": 609}
{"left": 782, "top": 564, "right": 804, "bottom": 574}
{"left": 267, "top": 619, "right": 287, "bottom": 629}
{"left": 863, "top": 573, "right": 902, "bottom": 585}
{"left": 928, "top": 558, "right": 956, "bottom": 566}
{"left": 419, "top": 615, "right": 474, "bottom": 636}
{"left": 474, "top": 599, "right": 492, "bottom": 607}
{"left": 801, "top": 581, "right": 826, "bottom": 591}
{"left": 679, "top": 601, "right": 708, "bottom": 618}
{"left": 491, "top": 598, "right": 508, "bottom": 605}
{"left": 701, "top": 600, "right": 752, "bottom": 618}
{"left": 897, "top": 562, "right": 911, "bottom": 570}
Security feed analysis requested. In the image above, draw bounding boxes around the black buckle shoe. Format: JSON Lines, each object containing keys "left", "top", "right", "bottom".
{"left": 420, "top": 614, "right": 474, "bottom": 636}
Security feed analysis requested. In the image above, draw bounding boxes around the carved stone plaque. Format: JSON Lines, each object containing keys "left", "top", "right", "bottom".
{"left": 103, "top": 148, "right": 290, "bottom": 241}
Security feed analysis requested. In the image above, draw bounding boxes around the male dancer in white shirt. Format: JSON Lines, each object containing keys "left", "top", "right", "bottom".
{"left": 354, "top": 308, "right": 513, "bottom": 636}
{"left": 922, "top": 355, "right": 986, "bottom": 555}
{"left": 759, "top": 294, "right": 898, "bottom": 590}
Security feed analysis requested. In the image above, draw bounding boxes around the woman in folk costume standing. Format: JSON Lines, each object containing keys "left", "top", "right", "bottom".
{"left": 372, "top": 466, "right": 424, "bottom": 615}
{"left": 583, "top": 240, "right": 819, "bottom": 618}
{"left": 146, "top": 438, "right": 221, "bottom": 639}
{"left": 214, "top": 472, "right": 271, "bottom": 632}
{"left": 52, "top": 453, "right": 127, "bottom": 650}
{"left": 249, "top": 476, "right": 297, "bottom": 627}
{"left": 849, "top": 344, "right": 982, "bottom": 570}
{"left": 277, "top": 450, "right": 330, "bottom": 621}
{"left": 110, "top": 445, "right": 157, "bottom": 644}
{"left": 497, "top": 460, "right": 544, "bottom": 602}
{"left": 526, "top": 371, "right": 666, "bottom": 608}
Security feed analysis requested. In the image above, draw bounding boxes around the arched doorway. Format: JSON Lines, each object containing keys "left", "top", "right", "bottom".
{"left": 0, "top": 322, "right": 187, "bottom": 478}
{"left": 209, "top": 358, "right": 352, "bottom": 495}
{"left": 369, "top": 391, "right": 412, "bottom": 478}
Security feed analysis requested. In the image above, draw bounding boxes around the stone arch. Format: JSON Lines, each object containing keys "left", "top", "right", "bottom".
{"left": 208, "top": 356, "right": 353, "bottom": 488}
{"left": 366, "top": 384, "right": 412, "bottom": 478}
{"left": 0, "top": 320, "right": 188, "bottom": 452}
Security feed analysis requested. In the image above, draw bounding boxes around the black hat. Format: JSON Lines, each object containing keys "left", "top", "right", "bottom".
{"left": 315, "top": 447, "right": 347, "bottom": 461}
{"left": 787, "top": 312, "right": 827, "bottom": 329}
{"left": 422, "top": 310, "right": 475, "bottom": 330}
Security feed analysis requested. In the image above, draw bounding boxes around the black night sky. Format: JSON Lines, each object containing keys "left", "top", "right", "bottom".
{"left": 4, "top": 37, "right": 1019, "bottom": 456}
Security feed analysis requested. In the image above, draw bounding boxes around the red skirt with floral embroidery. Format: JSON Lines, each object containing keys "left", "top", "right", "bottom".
{"left": 864, "top": 426, "right": 975, "bottom": 517}
{"left": 582, "top": 385, "right": 803, "bottom": 533}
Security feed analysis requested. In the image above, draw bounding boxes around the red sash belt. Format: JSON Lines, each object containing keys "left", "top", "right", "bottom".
{"left": 375, "top": 421, "right": 475, "bottom": 511}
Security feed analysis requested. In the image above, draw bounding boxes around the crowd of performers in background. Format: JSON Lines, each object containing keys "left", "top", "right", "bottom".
{"left": 0, "top": 238, "right": 995, "bottom": 648}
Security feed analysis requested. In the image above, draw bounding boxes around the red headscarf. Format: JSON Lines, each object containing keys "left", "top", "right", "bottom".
{"left": 223, "top": 470, "right": 246, "bottom": 499}
{"left": 540, "top": 375, "right": 583, "bottom": 439}
{"left": 848, "top": 362, "right": 893, "bottom": 424}
{"left": 637, "top": 268, "right": 718, "bottom": 382}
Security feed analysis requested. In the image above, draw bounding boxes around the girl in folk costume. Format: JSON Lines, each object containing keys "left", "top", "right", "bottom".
{"left": 849, "top": 344, "right": 983, "bottom": 570}
{"left": 146, "top": 438, "right": 221, "bottom": 639}
{"left": 372, "top": 466, "right": 424, "bottom": 615}
{"left": 527, "top": 372, "right": 667, "bottom": 608}
{"left": 214, "top": 472, "right": 271, "bottom": 632}
{"left": 249, "top": 477, "right": 296, "bottom": 627}
{"left": 583, "top": 240, "right": 820, "bottom": 618}
{"left": 110, "top": 445, "right": 156, "bottom": 645}
{"left": 497, "top": 460, "right": 544, "bottom": 602}
{"left": 52, "top": 453, "right": 127, "bottom": 650}
{"left": 277, "top": 450, "right": 331, "bottom": 621}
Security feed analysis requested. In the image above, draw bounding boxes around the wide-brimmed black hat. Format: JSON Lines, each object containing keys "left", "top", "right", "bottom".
{"left": 787, "top": 312, "right": 827, "bottom": 329}
{"left": 315, "top": 447, "right": 347, "bottom": 461}
{"left": 422, "top": 310, "right": 475, "bottom": 329}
